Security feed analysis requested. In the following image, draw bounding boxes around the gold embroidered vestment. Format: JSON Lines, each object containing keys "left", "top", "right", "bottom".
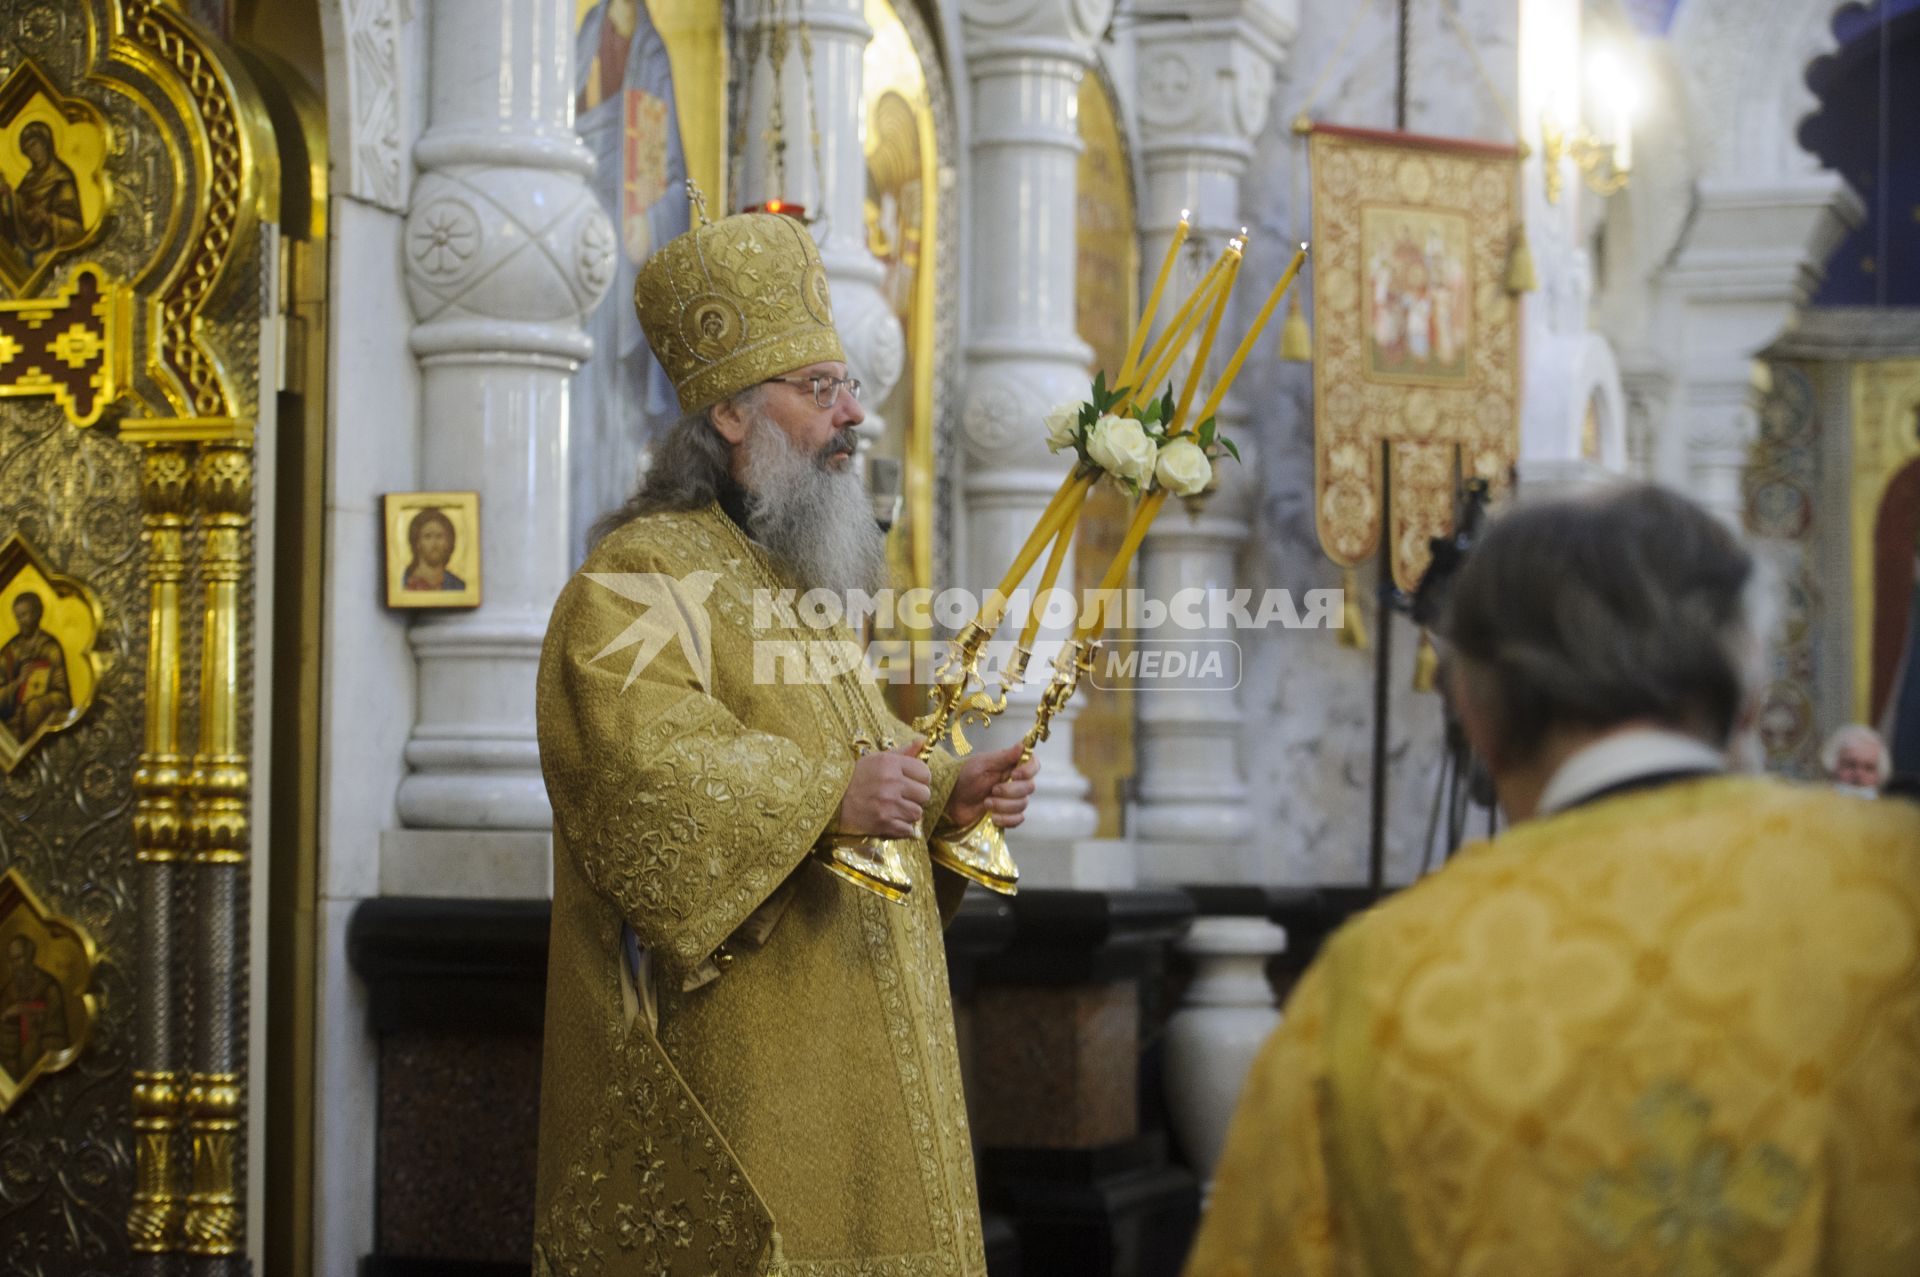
{"left": 1185, "top": 778, "right": 1920, "bottom": 1276}
{"left": 532, "top": 504, "right": 985, "bottom": 1276}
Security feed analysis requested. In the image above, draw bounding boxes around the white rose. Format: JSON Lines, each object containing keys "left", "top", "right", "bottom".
{"left": 1154, "top": 439, "right": 1213, "bottom": 496}
{"left": 1086, "top": 414, "right": 1158, "bottom": 486}
{"left": 1043, "top": 401, "right": 1083, "bottom": 453}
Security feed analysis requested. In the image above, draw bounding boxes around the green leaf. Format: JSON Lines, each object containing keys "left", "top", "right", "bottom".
{"left": 1093, "top": 368, "right": 1107, "bottom": 403}
{"left": 1199, "top": 417, "right": 1217, "bottom": 447}
{"left": 1219, "top": 436, "right": 1241, "bottom": 463}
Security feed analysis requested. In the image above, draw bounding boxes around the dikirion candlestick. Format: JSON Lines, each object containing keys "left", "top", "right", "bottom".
{"left": 913, "top": 235, "right": 1311, "bottom": 771}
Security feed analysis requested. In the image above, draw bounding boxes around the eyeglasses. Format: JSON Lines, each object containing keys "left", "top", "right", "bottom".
{"left": 765, "top": 373, "right": 862, "bottom": 408}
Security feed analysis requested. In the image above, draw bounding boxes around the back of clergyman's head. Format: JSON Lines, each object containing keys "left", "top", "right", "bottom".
{"left": 1438, "top": 483, "right": 1759, "bottom": 757}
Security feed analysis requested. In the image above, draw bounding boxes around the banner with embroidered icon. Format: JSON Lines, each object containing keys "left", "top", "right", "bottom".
{"left": 1307, "top": 123, "right": 1523, "bottom": 592}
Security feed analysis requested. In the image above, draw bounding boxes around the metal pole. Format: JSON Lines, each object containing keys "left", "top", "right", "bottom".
{"left": 1369, "top": 440, "right": 1394, "bottom": 896}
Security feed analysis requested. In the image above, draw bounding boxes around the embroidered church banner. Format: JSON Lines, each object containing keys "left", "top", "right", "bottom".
{"left": 1308, "top": 124, "right": 1522, "bottom": 591}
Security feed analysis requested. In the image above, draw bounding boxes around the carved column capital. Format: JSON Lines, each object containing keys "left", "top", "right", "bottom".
{"left": 959, "top": 0, "right": 1116, "bottom": 56}
{"left": 402, "top": 0, "right": 612, "bottom": 367}
{"left": 1132, "top": 0, "right": 1296, "bottom": 172}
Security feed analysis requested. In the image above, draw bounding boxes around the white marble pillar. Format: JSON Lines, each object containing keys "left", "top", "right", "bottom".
{"left": 1130, "top": 1, "right": 1295, "bottom": 883}
{"left": 735, "top": 0, "right": 905, "bottom": 457}
{"left": 395, "top": 0, "right": 614, "bottom": 836}
{"left": 1660, "top": 183, "right": 1858, "bottom": 520}
{"left": 957, "top": 0, "right": 1115, "bottom": 883}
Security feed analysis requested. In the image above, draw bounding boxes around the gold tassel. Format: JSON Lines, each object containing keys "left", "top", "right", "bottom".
{"left": 1338, "top": 566, "right": 1369, "bottom": 650}
{"left": 1279, "top": 296, "right": 1312, "bottom": 361}
{"left": 1505, "top": 228, "right": 1538, "bottom": 294}
{"left": 1412, "top": 627, "right": 1439, "bottom": 693}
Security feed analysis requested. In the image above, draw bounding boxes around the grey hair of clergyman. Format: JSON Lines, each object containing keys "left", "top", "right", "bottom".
{"left": 587, "top": 385, "right": 764, "bottom": 547}
{"left": 1438, "top": 483, "right": 1763, "bottom": 757}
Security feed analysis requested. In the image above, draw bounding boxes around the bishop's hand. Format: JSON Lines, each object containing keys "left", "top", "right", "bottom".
{"left": 835, "top": 738, "right": 934, "bottom": 840}
{"left": 944, "top": 743, "right": 1038, "bottom": 832}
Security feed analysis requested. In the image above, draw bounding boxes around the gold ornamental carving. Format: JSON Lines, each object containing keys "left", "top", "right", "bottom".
{"left": 119, "top": 0, "right": 273, "bottom": 420}
{"left": 0, "top": 0, "right": 278, "bottom": 1261}
{"left": 0, "top": 263, "right": 133, "bottom": 427}
{"left": 128, "top": 1069, "right": 184, "bottom": 1252}
{"left": 0, "top": 867, "right": 101, "bottom": 1113}
{"left": 183, "top": 1071, "right": 242, "bottom": 1252}
{"left": 132, "top": 444, "right": 194, "bottom": 866}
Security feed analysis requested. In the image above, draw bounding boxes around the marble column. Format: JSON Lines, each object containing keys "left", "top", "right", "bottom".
{"left": 735, "top": 0, "right": 905, "bottom": 458}
{"left": 1660, "top": 181, "right": 1859, "bottom": 520}
{"left": 1130, "top": 1, "right": 1295, "bottom": 883}
{"left": 394, "top": 0, "right": 613, "bottom": 841}
{"left": 957, "top": 0, "right": 1115, "bottom": 883}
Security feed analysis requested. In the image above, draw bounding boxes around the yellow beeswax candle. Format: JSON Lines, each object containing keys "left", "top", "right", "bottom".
{"left": 1128, "top": 265, "right": 1231, "bottom": 419}
{"left": 989, "top": 469, "right": 1098, "bottom": 620}
{"left": 1116, "top": 213, "right": 1189, "bottom": 391}
{"left": 1194, "top": 244, "right": 1308, "bottom": 426}
{"left": 1018, "top": 480, "right": 1093, "bottom": 651}
{"left": 1127, "top": 253, "right": 1231, "bottom": 410}
{"left": 1169, "top": 246, "right": 1242, "bottom": 437}
{"left": 1077, "top": 489, "right": 1169, "bottom": 641}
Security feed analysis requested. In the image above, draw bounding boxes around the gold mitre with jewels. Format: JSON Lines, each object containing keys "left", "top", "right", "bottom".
{"left": 633, "top": 209, "right": 845, "bottom": 414}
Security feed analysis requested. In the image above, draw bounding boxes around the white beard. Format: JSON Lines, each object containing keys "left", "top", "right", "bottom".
{"left": 739, "top": 411, "right": 886, "bottom": 596}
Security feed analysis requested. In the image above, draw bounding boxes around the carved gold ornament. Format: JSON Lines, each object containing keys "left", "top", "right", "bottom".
{"left": 0, "top": 262, "right": 132, "bottom": 427}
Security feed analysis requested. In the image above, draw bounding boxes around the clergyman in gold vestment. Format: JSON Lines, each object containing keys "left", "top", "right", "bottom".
{"left": 533, "top": 210, "right": 1035, "bottom": 1276}
{"left": 1188, "top": 485, "right": 1920, "bottom": 1276}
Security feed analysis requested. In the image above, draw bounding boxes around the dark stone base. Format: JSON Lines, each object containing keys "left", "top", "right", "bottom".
{"left": 981, "top": 1136, "right": 1198, "bottom": 1277}
{"left": 982, "top": 1211, "right": 1022, "bottom": 1276}
{"left": 375, "top": 1030, "right": 540, "bottom": 1262}
{"left": 349, "top": 888, "right": 1212, "bottom": 1277}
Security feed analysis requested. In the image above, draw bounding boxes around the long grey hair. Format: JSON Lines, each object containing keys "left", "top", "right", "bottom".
{"left": 587, "top": 387, "right": 760, "bottom": 548}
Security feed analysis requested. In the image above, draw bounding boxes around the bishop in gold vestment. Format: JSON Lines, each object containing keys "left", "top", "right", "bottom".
{"left": 533, "top": 210, "right": 1033, "bottom": 1276}
{"left": 1188, "top": 486, "right": 1920, "bottom": 1276}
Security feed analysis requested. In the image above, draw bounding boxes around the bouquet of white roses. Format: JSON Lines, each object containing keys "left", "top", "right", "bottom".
{"left": 1043, "top": 370, "right": 1241, "bottom": 498}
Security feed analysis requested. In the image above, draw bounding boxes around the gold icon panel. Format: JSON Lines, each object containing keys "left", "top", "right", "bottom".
{"left": 0, "top": 532, "right": 104, "bottom": 772}
{"left": 0, "top": 61, "right": 112, "bottom": 296}
{"left": 0, "top": 867, "right": 99, "bottom": 1114}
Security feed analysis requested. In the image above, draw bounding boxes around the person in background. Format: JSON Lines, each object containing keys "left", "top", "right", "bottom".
{"left": 1823, "top": 723, "right": 1891, "bottom": 797}
{"left": 1185, "top": 483, "right": 1920, "bottom": 1277}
